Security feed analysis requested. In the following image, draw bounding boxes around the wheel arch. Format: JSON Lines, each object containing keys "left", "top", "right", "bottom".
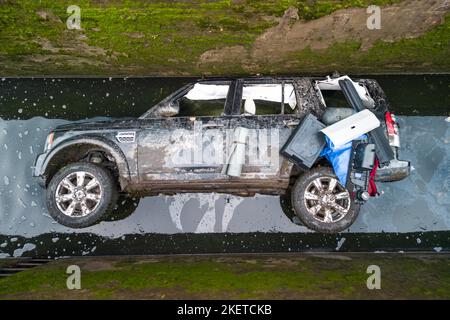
{"left": 285, "top": 159, "right": 332, "bottom": 190}
{"left": 39, "top": 135, "right": 131, "bottom": 190}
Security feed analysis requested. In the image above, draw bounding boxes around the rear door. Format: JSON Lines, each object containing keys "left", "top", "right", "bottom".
{"left": 225, "top": 79, "right": 301, "bottom": 187}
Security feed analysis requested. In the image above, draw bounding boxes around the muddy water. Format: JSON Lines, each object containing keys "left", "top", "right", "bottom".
{"left": 0, "top": 75, "right": 449, "bottom": 258}
{"left": 1, "top": 75, "right": 449, "bottom": 120}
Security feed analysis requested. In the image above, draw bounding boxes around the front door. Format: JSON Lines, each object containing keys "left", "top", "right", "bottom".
{"left": 137, "top": 81, "right": 233, "bottom": 186}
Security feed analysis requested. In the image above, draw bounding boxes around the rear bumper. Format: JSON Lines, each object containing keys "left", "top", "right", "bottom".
{"left": 374, "top": 112, "right": 410, "bottom": 183}
{"left": 375, "top": 158, "right": 410, "bottom": 182}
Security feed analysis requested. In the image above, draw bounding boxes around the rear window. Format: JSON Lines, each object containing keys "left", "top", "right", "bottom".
{"left": 240, "top": 83, "right": 297, "bottom": 115}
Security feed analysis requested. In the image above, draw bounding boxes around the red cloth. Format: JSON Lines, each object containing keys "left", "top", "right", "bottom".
{"left": 368, "top": 158, "right": 379, "bottom": 196}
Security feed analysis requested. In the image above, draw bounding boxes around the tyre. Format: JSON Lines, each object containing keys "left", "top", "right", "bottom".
{"left": 280, "top": 192, "right": 296, "bottom": 219}
{"left": 46, "top": 162, "right": 118, "bottom": 228}
{"left": 291, "top": 166, "right": 360, "bottom": 233}
{"left": 280, "top": 192, "right": 303, "bottom": 225}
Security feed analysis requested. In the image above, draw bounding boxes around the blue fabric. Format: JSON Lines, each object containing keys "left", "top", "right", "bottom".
{"left": 320, "top": 135, "right": 367, "bottom": 185}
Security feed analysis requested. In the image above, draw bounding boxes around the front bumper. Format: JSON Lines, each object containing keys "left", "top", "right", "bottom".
{"left": 33, "top": 152, "right": 47, "bottom": 187}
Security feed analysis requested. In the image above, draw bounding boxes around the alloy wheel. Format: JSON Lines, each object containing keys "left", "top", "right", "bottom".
{"left": 55, "top": 171, "right": 103, "bottom": 217}
{"left": 303, "top": 176, "right": 351, "bottom": 223}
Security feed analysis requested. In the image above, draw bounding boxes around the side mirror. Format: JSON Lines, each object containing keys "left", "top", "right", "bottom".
{"left": 156, "top": 100, "right": 180, "bottom": 117}
{"left": 243, "top": 99, "right": 256, "bottom": 115}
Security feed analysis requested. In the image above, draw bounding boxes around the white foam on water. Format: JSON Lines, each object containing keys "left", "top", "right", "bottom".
{"left": 13, "top": 243, "right": 36, "bottom": 257}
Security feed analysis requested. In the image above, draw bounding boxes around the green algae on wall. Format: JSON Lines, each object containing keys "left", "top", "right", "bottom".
{"left": 0, "top": 0, "right": 448, "bottom": 76}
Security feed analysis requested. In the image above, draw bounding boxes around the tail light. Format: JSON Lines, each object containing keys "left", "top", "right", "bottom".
{"left": 385, "top": 112, "right": 397, "bottom": 135}
{"left": 385, "top": 112, "right": 400, "bottom": 148}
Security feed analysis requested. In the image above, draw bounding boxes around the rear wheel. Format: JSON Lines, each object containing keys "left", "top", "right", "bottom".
{"left": 291, "top": 166, "right": 360, "bottom": 233}
{"left": 46, "top": 162, "right": 118, "bottom": 228}
{"left": 280, "top": 191, "right": 304, "bottom": 225}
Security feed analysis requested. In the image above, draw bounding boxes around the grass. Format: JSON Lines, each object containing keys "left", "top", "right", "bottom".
{"left": 0, "top": 0, "right": 276, "bottom": 74}
{"left": 285, "top": 14, "right": 450, "bottom": 74}
{"left": 241, "top": 0, "right": 403, "bottom": 19}
{"left": 0, "top": 254, "right": 449, "bottom": 299}
{"left": 0, "top": 0, "right": 448, "bottom": 75}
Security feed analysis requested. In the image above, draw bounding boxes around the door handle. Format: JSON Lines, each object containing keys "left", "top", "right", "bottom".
{"left": 203, "top": 123, "right": 225, "bottom": 128}
{"left": 284, "top": 120, "right": 300, "bottom": 127}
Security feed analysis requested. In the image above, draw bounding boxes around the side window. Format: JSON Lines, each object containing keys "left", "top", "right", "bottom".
{"left": 319, "top": 89, "right": 351, "bottom": 109}
{"left": 315, "top": 78, "right": 362, "bottom": 109}
{"left": 177, "top": 83, "right": 229, "bottom": 117}
{"left": 240, "top": 83, "right": 297, "bottom": 115}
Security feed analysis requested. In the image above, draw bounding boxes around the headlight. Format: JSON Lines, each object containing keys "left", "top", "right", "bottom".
{"left": 44, "top": 132, "right": 55, "bottom": 151}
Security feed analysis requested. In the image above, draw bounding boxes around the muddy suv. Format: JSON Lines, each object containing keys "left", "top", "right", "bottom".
{"left": 34, "top": 75, "right": 410, "bottom": 232}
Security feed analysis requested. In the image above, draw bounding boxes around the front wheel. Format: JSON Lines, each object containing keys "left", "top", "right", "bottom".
{"left": 291, "top": 166, "right": 360, "bottom": 233}
{"left": 46, "top": 162, "right": 118, "bottom": 228}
